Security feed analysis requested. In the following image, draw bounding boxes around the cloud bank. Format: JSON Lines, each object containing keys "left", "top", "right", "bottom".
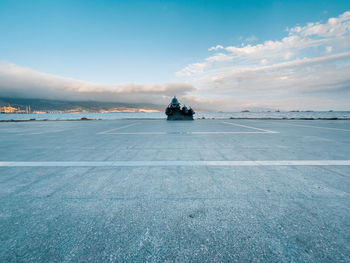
{"left": 0, "top": 63, "right": 195, "bottom": 106}
{"left": 177, "top": 11, "right": 350, "bottom": 110}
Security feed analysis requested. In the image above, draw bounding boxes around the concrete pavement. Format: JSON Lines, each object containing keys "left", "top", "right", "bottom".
{"left": 1, "top": 119, "right": 350, "bottom": 262}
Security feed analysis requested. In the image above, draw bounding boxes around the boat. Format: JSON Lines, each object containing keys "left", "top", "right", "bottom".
{"left": 165, "top": 97, "right": 195, "bottom": 120}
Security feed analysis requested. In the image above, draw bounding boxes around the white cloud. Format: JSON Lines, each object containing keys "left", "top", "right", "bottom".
{"left": 175, "top": 62, "right": 207, "bottom": 77}
{"left": 176, "top": 11, "right": 350, "bottom": 110}
{"left": 289, "top": 11, "right": 350, "bottom": 38}
{"left": 208, "top": 45, "right": 224, "bottom": 51}
{"left": 0, "top": 63, "right": 196, "bottom": 106}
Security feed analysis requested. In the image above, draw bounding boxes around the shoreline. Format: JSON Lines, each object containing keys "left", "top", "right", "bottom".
{"left": 1, "top": 117, "right": 349, "bottom": 122}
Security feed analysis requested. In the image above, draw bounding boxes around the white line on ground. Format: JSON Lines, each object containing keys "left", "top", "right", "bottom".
{"left": 17, "top": 130, "right": 67, "bottom": 135}
{"left": 97, "top": 122, "right": 140, "bottom": 134}
{"left": 106, "top": 131, "right": 273, "bottom": 135}
{"left": 191, "top": 131, "right": 271, "bottom": 134}
{"left": 108, "top": 132, "right": 167, "bottom": 135}
{"left": 1, "top": 160, "right": 349, "bottom": 167}
{"left": 282, "top": 123, "right": 350, "bottom": 132}
{"left": 222, "top": 121, "right": 279, "bottom": 133}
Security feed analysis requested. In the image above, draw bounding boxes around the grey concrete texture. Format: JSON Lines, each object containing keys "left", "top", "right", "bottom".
{"left": 1, "top": 119, "right": 350, "bottom": 262}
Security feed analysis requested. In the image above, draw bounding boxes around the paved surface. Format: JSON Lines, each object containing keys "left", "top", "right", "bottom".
{"left": 1, "top": 119, "right": 350, "bottom": 262}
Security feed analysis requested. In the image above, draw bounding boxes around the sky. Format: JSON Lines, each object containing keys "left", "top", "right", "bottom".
{"left": 0, "top": 0, "right": 350, "bottom": 111}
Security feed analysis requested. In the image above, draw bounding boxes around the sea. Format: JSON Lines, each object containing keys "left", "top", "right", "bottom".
{"left": 1, "top": 111, "right": 350, "bottom": 121}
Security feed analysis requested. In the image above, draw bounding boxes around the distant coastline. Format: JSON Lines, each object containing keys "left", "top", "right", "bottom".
{"left": 0, "top": 97, "right": 162, "bottom": 114}
{"left": 1, "top": 111, "right": 350, "bottom": 121}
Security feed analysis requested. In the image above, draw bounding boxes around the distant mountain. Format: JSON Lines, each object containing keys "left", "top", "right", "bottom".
{"left": 0, "top": 97, "right": 163, "bottom": 113}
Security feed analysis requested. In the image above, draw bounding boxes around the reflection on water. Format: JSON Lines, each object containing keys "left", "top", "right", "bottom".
{"left": 1, "top": 111, "right": 350, "bottom": 120}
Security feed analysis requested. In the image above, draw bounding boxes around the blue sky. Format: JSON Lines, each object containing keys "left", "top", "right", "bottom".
{"left": 0, "top": 0, "right": 350, "bottom": 110}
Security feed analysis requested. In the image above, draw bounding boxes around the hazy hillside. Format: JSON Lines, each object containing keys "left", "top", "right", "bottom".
{"left": 0, "top": 97, "right": 163, "bottom": 112}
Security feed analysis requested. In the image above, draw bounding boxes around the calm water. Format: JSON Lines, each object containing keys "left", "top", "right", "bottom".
{"left": 1, "top": 111, "right": 350, "bottom": 120}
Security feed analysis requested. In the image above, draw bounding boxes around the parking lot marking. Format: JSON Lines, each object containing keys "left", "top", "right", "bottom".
{"left": 283, "top": 123, "right": 350, "bottom": 132}
{"left": 222, "top": 121, "right": 279, "bottom": 133}
{"left": 100, "top": 121, "right": 279, "bottom": 135}
{"left": 106, "top": 131, "right": 274, "bottom": 135}
{"left": 108, "top": 132, "right": 167, "bottom": 135}
{"left": 1, "top": 160, "right": 349, "bottom": 167}
{"left": 98, "top": 122, "right": 140, "bottom": 134}
{"left": 191, "top": 131, "right": 271, "bottom": 134}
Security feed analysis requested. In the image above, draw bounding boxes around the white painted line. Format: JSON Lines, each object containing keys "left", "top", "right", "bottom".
{"left": 1, "top": 160, "right": 349, "bottom": 167}
{"left": 283, "top": 123, "right": 350, "bottom": 132}
{"left": 222, "top": 121, "right": 279, "bottom": 133}
{"left": 98, "top": 122, "right": 140, "bottom": 134}
{"left": 108, "top": 132, "right": 167, "bottom": 135}
{"left": 191, "top": 131, "right": 271, "bottom": 134}
{"left": 18, "top": 130, "right": 67, "bottom": 135}
{"left": 107, "top": 131, "right": 272, "bottom": 135}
